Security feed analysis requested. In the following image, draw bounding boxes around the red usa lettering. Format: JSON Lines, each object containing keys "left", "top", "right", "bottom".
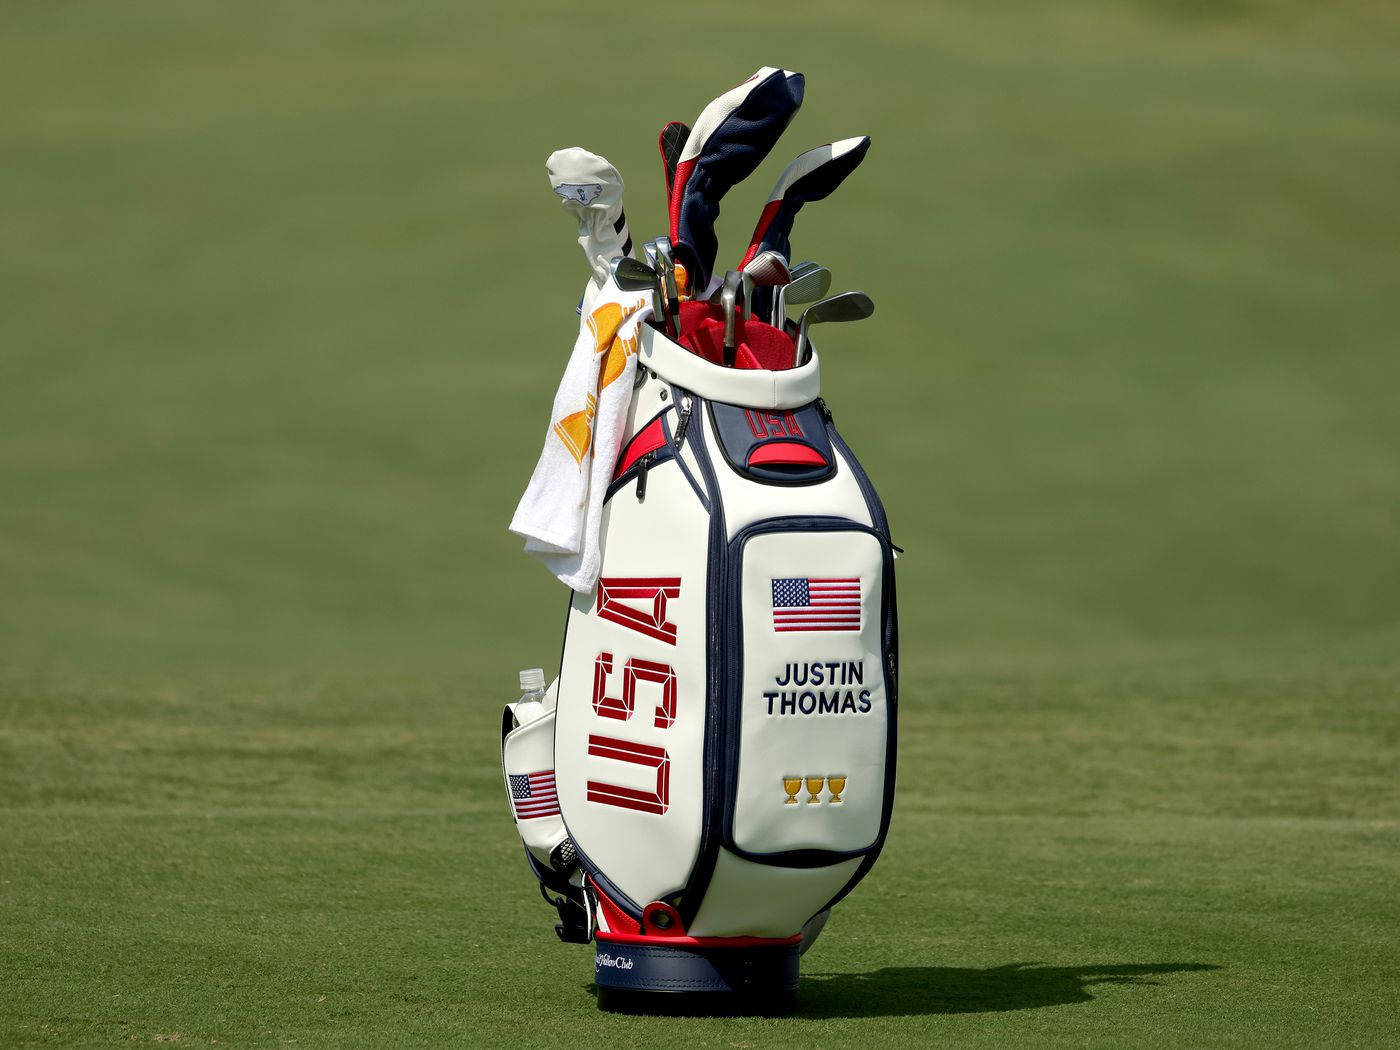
{"left": 588, "top": 577, "right": 681, "bottom": 814}
{"left": 744, "top": 409, "right": 803, "bottom": 439}
{"left": 597, "top": 577, "right": 680, "bottom": 645}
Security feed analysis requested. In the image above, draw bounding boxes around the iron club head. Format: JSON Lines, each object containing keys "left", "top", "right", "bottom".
{"left": 775, "top": 263, "right": 833, "bottom": 326}
{"left": 795, "top": 290, "right": 875, "bottom": 364}
{"left": 611, "top": 256, "right": 665, "bottom": 323}
{"left": 611, "top": 255, "right": 658, "bottom": 291}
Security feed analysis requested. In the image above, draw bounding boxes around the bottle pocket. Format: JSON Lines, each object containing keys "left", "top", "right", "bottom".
{"left": 723, "top": 519, "right": 895, "bottom": 863}
{"left": 501, "top": 685, "right": 568, "bottom": 865}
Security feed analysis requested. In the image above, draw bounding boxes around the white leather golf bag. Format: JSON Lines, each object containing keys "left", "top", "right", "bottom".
{"left": 502, "top": 322, "right": 898, "bottom": 1009}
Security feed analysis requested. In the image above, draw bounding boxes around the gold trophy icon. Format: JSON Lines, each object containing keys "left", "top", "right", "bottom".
{"left": 805, "top": 776, "right": 825, "bottom": 804}
{"left": 782, "top": 776, "right": 802, "bottom": 805}
{"left": 828, "top": 775, "right": 846, "bottom": 804}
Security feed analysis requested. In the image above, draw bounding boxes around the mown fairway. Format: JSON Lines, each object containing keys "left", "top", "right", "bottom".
{"left": 2, "top": 1, "right": 1398, "bottom": 1046}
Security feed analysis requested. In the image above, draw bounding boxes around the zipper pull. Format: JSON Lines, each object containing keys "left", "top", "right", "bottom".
{"left": 636, "top": 452, "right": 654, "bottom": 501}
{"left": 673, "top": 395, "right": 694, "bottom": 449}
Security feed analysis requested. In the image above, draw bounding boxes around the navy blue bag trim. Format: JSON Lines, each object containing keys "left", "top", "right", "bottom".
{"left": 603, "top": 406, "right": 711, "bottom": 508}
{"left": 719, "top": 516, "right": 897, "bottom": 868}
{"left": 571, "top": 838, "right": 645, "bottom": 927}
{"left": 593, "top": 939, "right": 799, "bottom": 995}
{"left": 673, "top": 398, "right": 727, "bottom": 928}
{"left": 665, "top": 388, "right": 712, "bottom": 511}
{"left": 705, "top": 400, "right": 835, "bottom": 486}
{"left": 811, "top": 408, "right": 901, "bottom": 915}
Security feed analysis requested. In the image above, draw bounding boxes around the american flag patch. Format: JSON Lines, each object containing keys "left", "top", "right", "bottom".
{"left": 509, "top": 771, "right": 560, "bottom": 820}
{"left": 771, "top": 577, "right": 862, "bottom": 632}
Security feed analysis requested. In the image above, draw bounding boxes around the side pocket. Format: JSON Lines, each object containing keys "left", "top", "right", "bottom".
{"left": 723, "top": 519, "right": 896, "bottom": 866}
{"left": 501, "top": 682, "right": 568, "bottom": 868}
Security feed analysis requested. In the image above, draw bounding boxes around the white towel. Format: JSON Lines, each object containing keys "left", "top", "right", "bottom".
{"left": 510, "top": 274, "right": 652, "bottom": 592}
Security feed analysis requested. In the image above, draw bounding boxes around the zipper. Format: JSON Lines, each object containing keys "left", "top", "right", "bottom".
{"left": 635, "top": 452, "right": 654, "bottom": 501}
{"left": 673, "top": 395, "right": 694, "bottom": 450}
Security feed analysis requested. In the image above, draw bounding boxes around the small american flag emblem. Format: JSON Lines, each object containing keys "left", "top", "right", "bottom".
{"left": 771, "top": 577, "right": 862, "bottom": 632}
{"left": 509, "top": 770, "right": 560, "bottom": 820}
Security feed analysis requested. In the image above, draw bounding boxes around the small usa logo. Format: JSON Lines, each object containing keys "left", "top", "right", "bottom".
{"left": 509, "top": 771, "right": 560, "bottom": 820}
{"left": 771, "top": 577, "right": 862, "bottom": 632}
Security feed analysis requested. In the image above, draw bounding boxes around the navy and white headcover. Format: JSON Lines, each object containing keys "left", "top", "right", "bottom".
{"left": 668, "top": 67, "right": 804, "bottom": 294}
{"left": 740, "top": 136, "right": 872, "bottom": 269}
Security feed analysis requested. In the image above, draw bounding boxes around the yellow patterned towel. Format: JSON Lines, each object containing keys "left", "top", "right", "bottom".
{"left": 510, "top": 272, "right": 651, "bottom": 591}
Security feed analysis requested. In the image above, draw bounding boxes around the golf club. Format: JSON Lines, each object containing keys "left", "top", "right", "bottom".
{"left": 720, "top": 270, "right": 743, "bottom": 367}
{"left": 640, "top": 240, "right": 673, "bottom": 336}
{"left": 773, "top": 262, "right": 832, "bottom": 326}
{"left": 794, "top": 291, "right": 874, "bottom": 364}
{"left": 654, "top": 237, "right": 682, "bottom": 336}
{"left": 740, "top": 250, "right": 791, "bottom": 321}
{"left": 611, "top": 256, "right": 664, "bottom": 323}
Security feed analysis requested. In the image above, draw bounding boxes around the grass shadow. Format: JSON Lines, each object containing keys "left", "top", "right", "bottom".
{"left": 797, "top": 961, "right": 1221, "bottom": 1017}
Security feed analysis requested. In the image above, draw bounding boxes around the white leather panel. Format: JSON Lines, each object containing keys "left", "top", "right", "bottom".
{"left": 687, "top": 850, "right": 862, "bottom": 938}
{"left": 731, "top": 530, "right": 888, "bottom": 856}
{"left": 623, "top": 369, "right": 669, "bottom": 446}
{"left": 501, "top": 706, "right": 567, "bottom": 865}
{"left": 555, "top": 465, "right": 709, "bottom": 909}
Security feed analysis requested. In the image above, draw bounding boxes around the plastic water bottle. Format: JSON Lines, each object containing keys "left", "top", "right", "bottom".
{"left": 512, "top": 667, "right": 550, "bottom": 727}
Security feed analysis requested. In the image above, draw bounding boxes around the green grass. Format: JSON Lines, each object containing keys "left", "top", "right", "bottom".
{"left": 2, "top": 0, "right": 1399, "bottom": 1045}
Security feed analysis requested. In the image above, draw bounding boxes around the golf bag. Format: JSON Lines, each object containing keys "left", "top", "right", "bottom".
{"left": 501, "top": 322, "right": 898, "bottom": 1005}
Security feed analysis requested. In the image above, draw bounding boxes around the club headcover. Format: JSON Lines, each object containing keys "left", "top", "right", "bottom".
{"left": 547, "top": 148, "right": 632, "bottom": 292}
{"left": 741, "top": 136, "right": 871, "bottom": 269}
{"left": 658, "top": 121, "right": 690, "bottom": 201}
{"left": 668, "top": 67, "right": 805, "bottom": 294}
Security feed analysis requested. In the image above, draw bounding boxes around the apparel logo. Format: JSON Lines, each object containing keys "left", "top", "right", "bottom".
{"left": 595, "top": 952, "right": 635, "bottom": 970}
{"left": 744, "top": 409, "right": 804, "bottom": 439}
{"left": 782, "top": 775, "right": 846, "bottom": 806}
{"left": 555, "top": 182, "right": 604, "bottom": 204}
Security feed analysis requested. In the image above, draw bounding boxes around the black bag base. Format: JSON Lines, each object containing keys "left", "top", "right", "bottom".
{"left": 597, "top": 986, "right": 796, "bottom": 1017}
{"left": 593, "top": 939, "right": 799, "bottom": 1014}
